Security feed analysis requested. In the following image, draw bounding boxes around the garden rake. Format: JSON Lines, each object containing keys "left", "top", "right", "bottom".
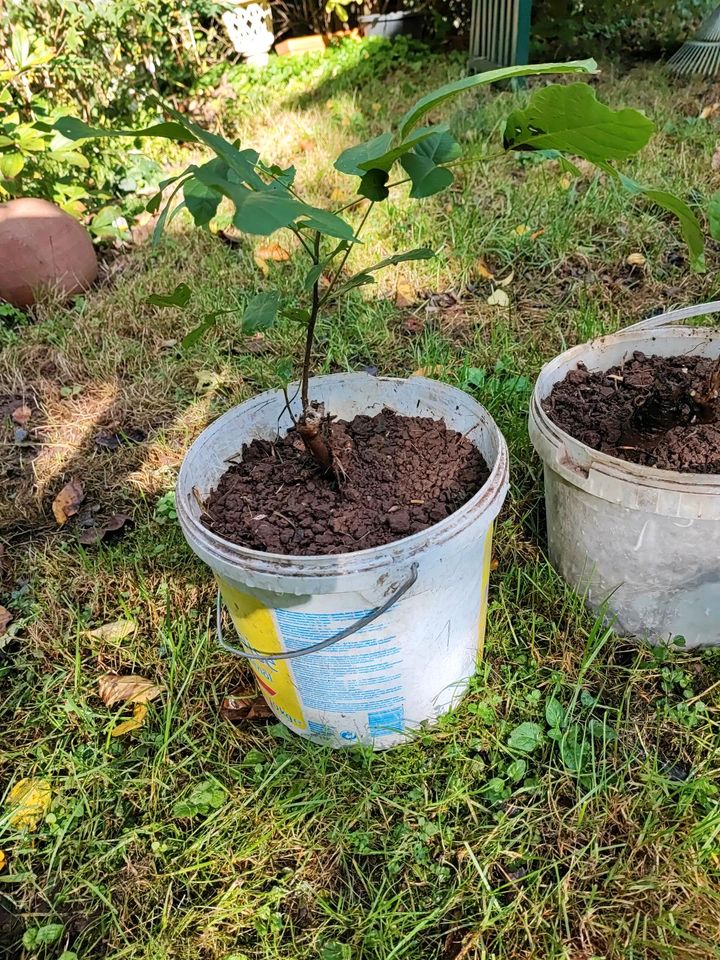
{"left": 667, "top": 6, "right": 720, "bottom": 76}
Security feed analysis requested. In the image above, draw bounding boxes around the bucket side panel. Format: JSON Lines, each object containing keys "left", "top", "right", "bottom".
{"left": 217, "top": 579, "right": 308, "bottom": 731}
{"left": 544, "top": 466, "right": 720, "bottom": 647}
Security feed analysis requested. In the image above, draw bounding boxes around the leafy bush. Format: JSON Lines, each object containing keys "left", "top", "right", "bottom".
{"left": 4, "top": 0, "right": 230, "bottom": 126}
{"left": 532, "top": 0, "right": 714, "bottom": 57}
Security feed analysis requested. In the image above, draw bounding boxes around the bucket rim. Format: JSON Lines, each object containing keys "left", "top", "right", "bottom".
{"left": 530, "top": 325, "right": 720, "bottom": 487}
{"left": 176, "top": 372, "right": 509, "bottom": 577}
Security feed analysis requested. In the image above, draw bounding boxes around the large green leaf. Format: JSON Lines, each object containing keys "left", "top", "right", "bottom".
{"left": 399, "top": 59, "right": 597, "bottom": 138}
{"left": 183, "top": 177, "right": 221, "bottom": 226}
{"left": 295, "top": 206, "right": 357, "bottom": 242}
{"left": 358, "top": 168, "right": 390, "bottom": 201}
{"left": 619, "top": 174, "right": 705, "bottom": 271}
{"left": 503, "top": 83, "right": 655, "bottom": 163}
{"left": 412, "top": 128, "right": 461, "bottom": 165}
{"left": 244, "top": 291, "right": 280, "bottom": 332}
{"left": 54, "top": 116, "right": 196, "bottom": 144}
{"left": 356, "top": 126, "right": 450, "bottom": 173}
{"left": 335, "top": 133, "right": 393, "bottom": 176}
{"left": 400, "top": 152, "right": 454, "bottom": 198}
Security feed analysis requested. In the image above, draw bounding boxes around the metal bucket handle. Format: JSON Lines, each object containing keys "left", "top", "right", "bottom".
{"left": 216, "top": 562, "right": 419, "bottom": 663}
{"left": 625, "top": 299, "right": 720, "bottom": 332}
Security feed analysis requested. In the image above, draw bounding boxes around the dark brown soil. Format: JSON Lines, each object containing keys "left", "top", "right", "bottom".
{"left": 543, "top": 351, "right": 720, "bottom": 473}
{"left": 202, "top": 408, "right": 489, "bottom": 555}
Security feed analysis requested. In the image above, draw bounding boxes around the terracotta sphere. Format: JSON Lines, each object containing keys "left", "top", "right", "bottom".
{"left": 0, "top": 198, "right": 98, "bottom": 308}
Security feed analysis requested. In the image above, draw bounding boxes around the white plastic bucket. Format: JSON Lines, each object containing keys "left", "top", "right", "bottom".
{"left": 177, "top": 373, "right": 509, "bottom": 749}
{"left": 530, "top": 302, "right": 720, "bottom": 648}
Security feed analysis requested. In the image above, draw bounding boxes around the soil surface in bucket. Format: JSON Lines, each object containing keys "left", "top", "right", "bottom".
{"left": 201, "top": 408, "right": 489, "bottom": 555}
{"left": 543, "top": 351, "right": 720, "bottom": 472}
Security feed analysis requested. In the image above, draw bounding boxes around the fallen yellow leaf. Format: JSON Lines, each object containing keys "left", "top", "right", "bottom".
{"left": 111, "top": 703, "right": 147, "bottom": 738}
{"left": 255, "top": 242, "right": 290, "bottom": 263}
{"left": 394, "top": 278, "right": 414, "bottom": 308}
{"left": 560, "top": 173, "right": 573, "bottom": 189}
{"left": 0, "top": 850, "right": 6, "bottom": 871}
{"left": 626, "top": 252, "right": 646, "bottom": 267}
{"left": 487, "top": 289, "right": 510, "bottom": 307}
{"left": 98, "top": 673, "right": 164, "bottom": 707}
{"left": 7, "top": 778, "right": 51, "bottom": 831}
{"left": 195, "top": 370, "right": 223, "bottom": 394}
{"left": 700, "top": 102, "right": 720, "bottom": 120}
{"left": 52, "top": 478, "right": 85, "bottom": 525}
{"left": 497, "top": 270, "right": 514, "bottom": 288}
{"left": 86, "top": 619, "right": 137, "bottom": 642}
{"left": 514, "top": 224, "right": 530, "bottom": 236}
{"left": 475, "top": 259, "right": 495, "bottom": 281}
{"left": 330, "top": 187, "right": 345, "bottom": 203}
{"left": 411, "top": 365, "right": 443, "bottom": 378}
{"left": 530, "top": 228, "right": 545, "bottom": 241}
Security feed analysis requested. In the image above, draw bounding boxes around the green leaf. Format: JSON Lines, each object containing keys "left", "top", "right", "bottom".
{"left": 358, "top": 168, "right": 389, "bottom": 201}
{"left": 183, "top": 177, "right": 221, "bottom": 226}
{"left": 89, "top": 204, "right": 129, "bottom": 240}
{"left": 507, "top": 721, "right": 543, "bottom": 753}
{"left": 54, "top": 115, "right": 197, "bottom": 144}
{"left": 709, "top": 192, "right": 720, "bottom": 242}
{"left": 244, "top": 291, "right": 279, "bottom": 332}
{"left": 560, "top": 725, "right": 589, "bottom": 774}
{"left": 399, "top": 59, "right": 598, "bottom": 138}
{"left": 619, "top": 174, "right": 705, "bottom": 271}
{"left": 400, "top": 152, "right": 453, "bottom": 198}
{"left": 545, "top": 696, "right": 565, "bottom": 729}
{"left": 506, "top": 758, "right": 527, "bottom": 782}
{"left": 23, "top": 923, "right": 64, "bottom": 950}
{"left": 147, "top": 283, "right": 192, "bottom": 308}
{"left": 182, "top": 313, "right": 220, "bottom": 349}
{"left": 355, "top": 126, "right": 450, "bottom": 174}
{"left": 335, "top": 132, "right": 393, "bottom": 176}
{"left": 412, "top": 128, "right": 461, "bottom": 164}
{"left": 331, "top": 273, "right": 375, "bottom": 298}
{"left": 281, "top": 307, "right": 311, "bottom": 324}
{"left": 0, "top": 152, "right": 24, "bottom": 179}
{"left": 10, "top": 25, "right": 31, "bottom": 70}
{"left": 304, "top": 263, "right": 325, "bottom": 291}
{"left": 294, "top": 206, "right": 356, "bottom": 242}
{"left": 503, "top": 83, "right": 655, "bottom": 163}
{"left": 361, "top": 247, "right": 435, "bottom": 274}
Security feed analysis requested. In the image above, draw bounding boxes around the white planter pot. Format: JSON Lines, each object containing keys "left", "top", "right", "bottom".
{"left": 530, "top": 302, "right": 720, "bottom": 648}
{"left": 177, "top": 373, "right": 509, "bottom": 748}
{"left": 222, "top": 1, "right": 274, "bottom": 67}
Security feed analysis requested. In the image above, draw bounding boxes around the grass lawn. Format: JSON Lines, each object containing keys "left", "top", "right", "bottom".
{"left": 2, "top": 37, "right": 720, "bottom": 960}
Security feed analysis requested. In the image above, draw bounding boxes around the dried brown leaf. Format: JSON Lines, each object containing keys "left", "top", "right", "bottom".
{"left": 475, "top": 259, "right": 495, "bottom": 281}
{"left": 86, "top": 619, "right": 137, "bottom": 641}
{"left": 99, "top": 672, "right": 164, "bottom": 707}
{"left": 52, "top": 479, "right": 85, "bottom": 525}
{"left": 11, "top": 405, "right": 31, "bottom": 426}
{"left": 0, "top": 606, "right": 12, "bottom": 636}
{"left": 220, "top": 693, "right": 274, "bottom": 723}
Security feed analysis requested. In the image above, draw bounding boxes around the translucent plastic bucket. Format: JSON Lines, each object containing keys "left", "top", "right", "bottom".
{"left": 177, "top": 373, "right": 509, "bottom": 748}
{"left": 530, "top": 302, "right": 720, "bottom": 647}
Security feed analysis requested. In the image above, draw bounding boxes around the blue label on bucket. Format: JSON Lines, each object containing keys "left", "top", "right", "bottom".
{"left": 274, "top": 608, "right": 404, "bottom": 724}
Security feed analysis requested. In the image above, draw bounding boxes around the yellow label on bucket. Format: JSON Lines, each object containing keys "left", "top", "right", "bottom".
{"left": 217, "top": 579, "right": 308, "bottom": 731}
{"left": 477, "top": 523, "right": 494, "bottom": 661}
